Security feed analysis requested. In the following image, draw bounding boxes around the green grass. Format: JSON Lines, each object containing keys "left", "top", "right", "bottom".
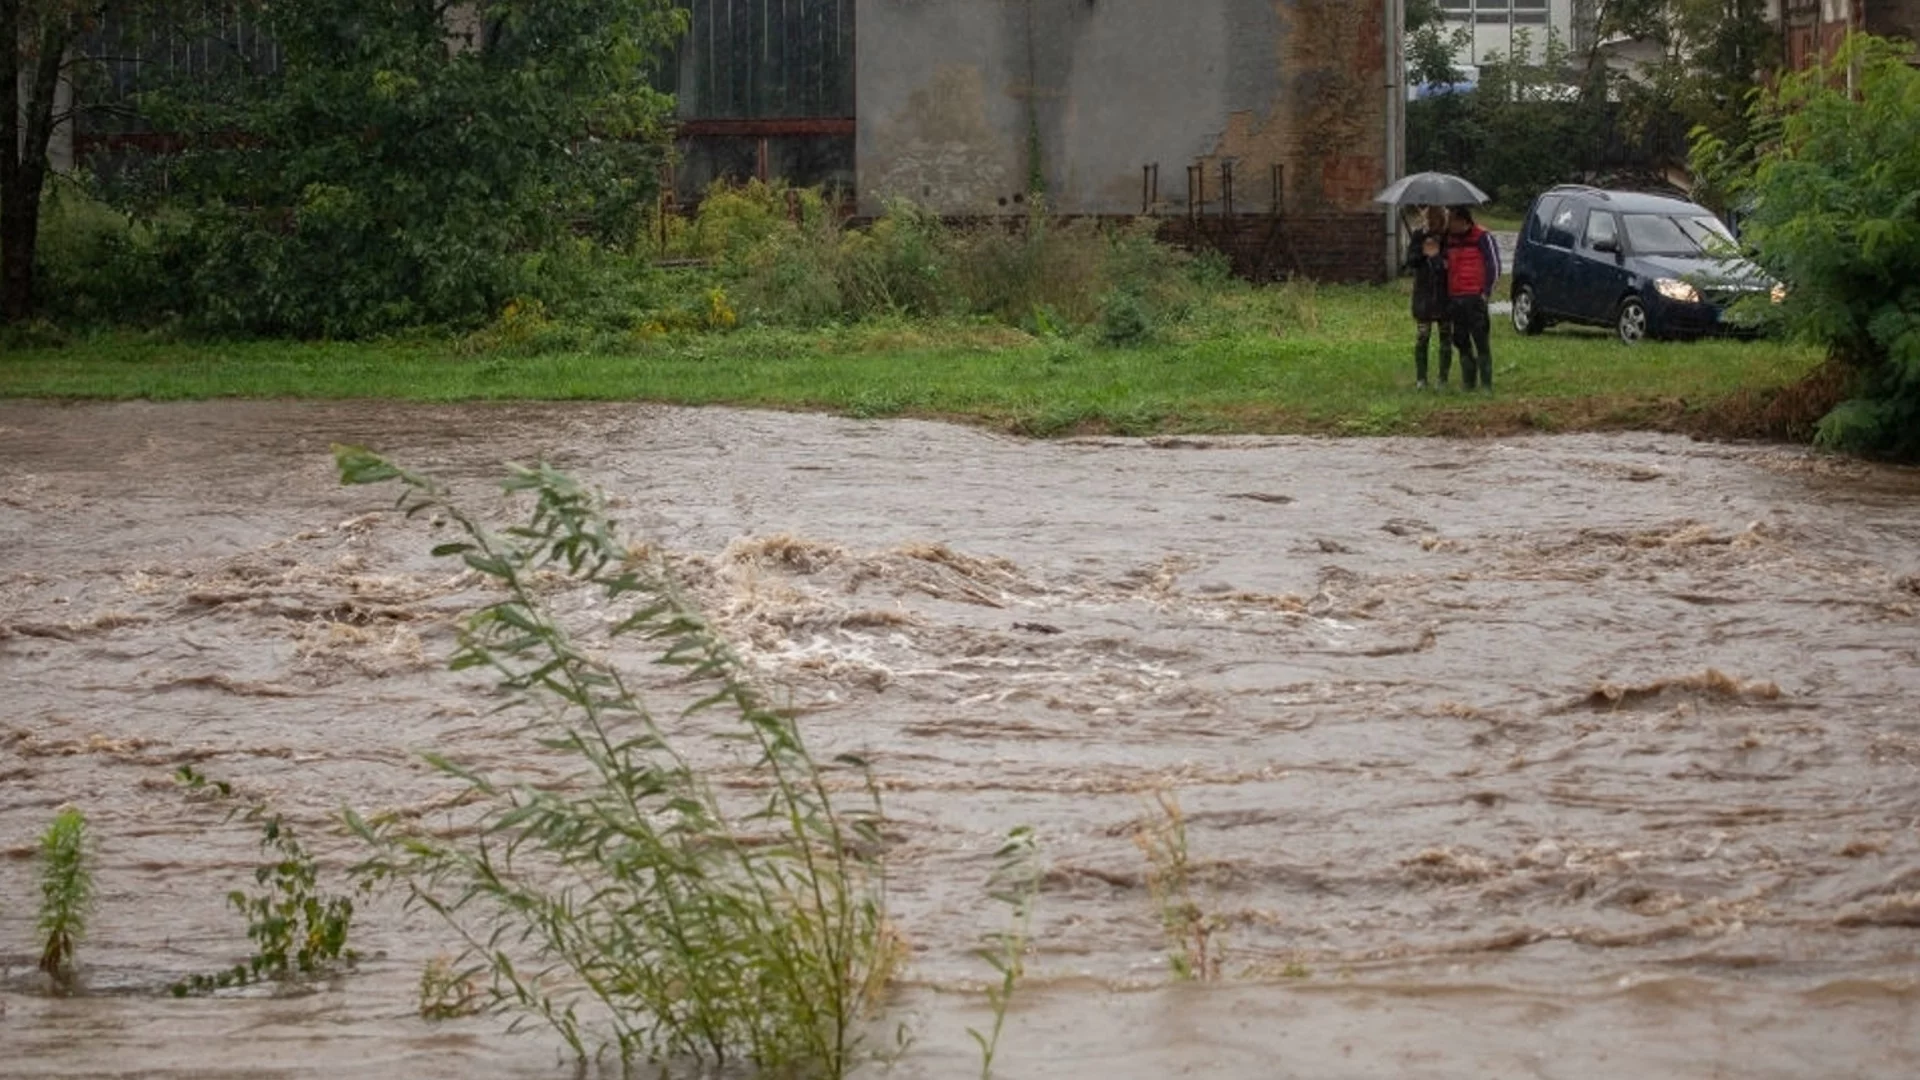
{"left": 0, "top": 286, "right": 1821, "bottom": 439}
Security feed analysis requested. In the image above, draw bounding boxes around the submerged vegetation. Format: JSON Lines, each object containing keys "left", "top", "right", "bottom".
{"left": 36, "top": 807, "right": 95, "bottom": 991}
{"left": 1134, "top": 791, "right": 1222, "bottom": 982}
{"left": 335, "top": 447, "right": 893, "bottom": 1075}
{"left": 169, "top": 766, "right": 360, "bottom": 996}
{"left": 969, "top": 826, "right": 1042, "bottom": 1080}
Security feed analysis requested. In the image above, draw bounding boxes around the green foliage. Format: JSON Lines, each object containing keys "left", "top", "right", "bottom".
{"left": 139, "top": 0, "right": 687, "bottom": 337}
{"left": 705, "top": 188, "right": 1199, "bottom": 337}
{"left": 169, "top": 765, "right": 359, "bottom": 995}
{"left": 30, "top": 181, "right": 181, "bottom": 328}
{"left": 334, "top": 447, "right": 893, "bottom": 1074}
{"left": 1406, "top": 4, "right": 1774, "bottom": 209}
{"left": 1405, "top": 0, "right": 1471, "bottom": 88}
{"left": 1600, "top": 0, "right": 1778, "bottom": 159}
{"left": 1693, "top": 35, "right": 1920, "bottom": 459}
{"left": 1409, "top": 27, "right": 1611, "bottom": 208}
{"left": 1131, "top": 790, "right": 1220, "bottom": 981}
{"left": 36, "top": 807, "right": 94, "bottom": 990}
{"left": 968, "top": 827, "right": 1041, "bottom": 1080}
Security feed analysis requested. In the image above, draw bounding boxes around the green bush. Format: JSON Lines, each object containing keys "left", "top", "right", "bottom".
{"left": 709, "top": 187, "right": 1199, "bottom": 337}
{"left": 32, "top": 183, "right": 179, "bottom": 327}
{"left": 1694, "top": 35, "right": 1920, "bottom": 459}
{"left": 132, "top": 0, "right": 685, "bottom": 338}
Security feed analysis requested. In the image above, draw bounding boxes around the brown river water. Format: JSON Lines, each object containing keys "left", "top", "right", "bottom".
{"left": 2, "top": 401, "right": 1918, "bottom": 1078}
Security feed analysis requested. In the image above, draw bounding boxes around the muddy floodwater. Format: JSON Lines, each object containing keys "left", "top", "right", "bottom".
{"left": 3, "top": 401, "right": 1918, "bottom": 1078}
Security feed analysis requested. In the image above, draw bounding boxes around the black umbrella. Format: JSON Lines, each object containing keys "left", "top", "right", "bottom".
{"left": 1374, "top": 171, "right": 1490, "bottom": 208}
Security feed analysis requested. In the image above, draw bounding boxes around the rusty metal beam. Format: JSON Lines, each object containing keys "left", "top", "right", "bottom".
{"left": 676, "top": 117, "right": 855, "bottom": 138}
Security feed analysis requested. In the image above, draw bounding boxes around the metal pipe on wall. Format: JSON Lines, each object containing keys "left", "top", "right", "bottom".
{"left": 1384, "top": 0, "right": 1408, "bottom": 278}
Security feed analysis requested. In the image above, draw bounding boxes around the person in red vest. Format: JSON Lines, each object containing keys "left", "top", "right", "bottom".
{"left": 1443, "top": 206, "right": 1500, "bottom": 392}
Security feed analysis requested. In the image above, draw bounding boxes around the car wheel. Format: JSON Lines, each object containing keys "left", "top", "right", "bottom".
{"left": 1512, "top": 284, "right": 1545, "bottom": 335}
{"left": 1616, "top": 296, "right": 1649, "bottom": 345}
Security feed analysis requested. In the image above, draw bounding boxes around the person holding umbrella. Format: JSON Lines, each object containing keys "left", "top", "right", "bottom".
{"left": 1406, "top": 205, "right": 1452, "bottom": 390}
{"left": 1374, "top": 172, "right": 1491, "bottom": 392}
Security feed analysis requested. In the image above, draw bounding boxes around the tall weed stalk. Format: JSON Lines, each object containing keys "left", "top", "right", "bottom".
{"left": 37, "top": 807, "right": 94, "bottom": 990}
{"left": 1132, "top": 790, "right": 1221, "bottom": 981}
{"left": 968, "top": 826, "right": 1040, "bottom": 1080}
{"left": 335, "top": 447, "right": 891, "bottom": 1076}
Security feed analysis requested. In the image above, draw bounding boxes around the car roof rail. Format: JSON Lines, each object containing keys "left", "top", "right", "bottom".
{"left": 1546, "top": 183, "right": 1610, "bottom": 200}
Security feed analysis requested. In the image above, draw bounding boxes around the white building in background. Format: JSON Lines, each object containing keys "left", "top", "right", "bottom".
{"left": 1436, "top": 0, "right": 1595, "bottom": 63}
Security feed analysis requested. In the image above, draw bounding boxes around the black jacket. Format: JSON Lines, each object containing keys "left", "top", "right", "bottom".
{"left": 1406, "top": 230, "right": 1450, "bottom": 322}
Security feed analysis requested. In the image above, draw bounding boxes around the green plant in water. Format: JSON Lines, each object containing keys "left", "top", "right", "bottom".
{"left": 334, "top": 446, "right": 892, "bottom": 1076}
{"left": 37, "top": 807, "right": 94, "bottom": 990}
{"left": 968, "top": 826, "right": 1041, "bottom": 1080}
{"left": 1132, "top": 789, "right": 1221, "bottom": 981}
{"left": 169, "top": 765, "right": 358, "bottom": 995}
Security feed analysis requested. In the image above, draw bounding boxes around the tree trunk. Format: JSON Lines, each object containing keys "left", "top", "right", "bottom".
{"left": 2, "top": 2, "right": 70, "bottom": 324}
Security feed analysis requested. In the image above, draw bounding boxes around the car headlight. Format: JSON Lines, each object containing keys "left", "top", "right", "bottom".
{"left": 1655, "top": 278, "right": 1701, "bottom": 303}
{"left": 1770, "top": 283, "right": 1788, "bottom": 304}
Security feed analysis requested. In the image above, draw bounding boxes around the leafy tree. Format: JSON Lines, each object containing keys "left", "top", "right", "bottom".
{"left": 1405, "top": 0, "right": 1470, "bottom": 90}
{"left": 1693, "top": 36, "right": 1920, "bottom": 459}
{"left": 2, "top": 0, "right": 82, "bottom": 322}
{"left": 1596, "top": 0, "right": 1778, "bottom": 161}
{"left": 145, "top": 0, "right": 687, "bottom": 336}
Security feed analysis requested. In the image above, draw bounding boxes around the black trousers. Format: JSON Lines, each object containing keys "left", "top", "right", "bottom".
{"left": 1448, "top": 296, "right": 1492, "bottom": 389}
{"left": 1415, "top": 319, "right": 1452, "bottom": 383}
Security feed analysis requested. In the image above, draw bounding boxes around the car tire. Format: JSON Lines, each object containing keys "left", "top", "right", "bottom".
{"left": 1616, "top": 296, "right": 1649, "bottom": 345}
{"left": 1512, "top": 283, "right": 1545, "bottom": 336}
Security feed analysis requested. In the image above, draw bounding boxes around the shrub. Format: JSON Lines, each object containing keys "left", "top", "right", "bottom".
{"left": 134, "top": 0, "right": 686, "bottom": 337}
{"left": 663, "top": 183, "right": 1206, "bottom": 336}
{"left": 33, "top": 182, "right": 178, "bottom": 327}
{"left": 1694, "top": 35, "right": 1920, "bottom": 459}
{"left": 335, "top": 448, "right": 893, "bottom": 1075}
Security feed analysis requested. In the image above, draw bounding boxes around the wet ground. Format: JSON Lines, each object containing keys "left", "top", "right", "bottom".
{"left": 3, "top": 401, "right": 1918, "bottom": 1078}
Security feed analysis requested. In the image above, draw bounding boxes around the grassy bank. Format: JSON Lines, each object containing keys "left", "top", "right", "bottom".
{"left": 0, "top": 284, "right": 1823, "bottom": 439}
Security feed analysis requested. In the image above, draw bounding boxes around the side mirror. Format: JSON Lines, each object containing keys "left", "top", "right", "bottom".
{"left": 1593, "top": 236, "right": 1620, "bottom": 254}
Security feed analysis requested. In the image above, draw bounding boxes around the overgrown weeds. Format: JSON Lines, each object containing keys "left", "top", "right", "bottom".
{"left": 968, "top": 826, "right": 1041, "bottom": 1080}
{"left": 1132, "top": 790, "right": 1221, "bottom": 981}
{"left": 334, "top": 446, "right": 892, "bottom": 1076}
{"left": 169, "top": 765, "right": 360, "bottom": 995}
{"left": 676, "top": 181, "right": 1205, "bottom": 339}
{"left": 36, "top": 807, "right": 95, "bottom": 991}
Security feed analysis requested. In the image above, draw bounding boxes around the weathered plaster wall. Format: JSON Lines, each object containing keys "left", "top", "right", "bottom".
{"left": 857, "top": 0, "right": 1389, "bottom": 220}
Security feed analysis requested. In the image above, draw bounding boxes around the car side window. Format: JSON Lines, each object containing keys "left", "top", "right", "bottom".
{"left": 1544, "top": 201, "right": 1581, "bottom": 248}
{"left": 1584, "top": 210, "right": 1618, "bottom": 251}
{"left": 1526, "top": 196, "right": 1561, "bottom": 243}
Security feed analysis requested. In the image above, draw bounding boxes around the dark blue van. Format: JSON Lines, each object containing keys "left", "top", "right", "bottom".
{"left": 1509, "top": 185, "right": 1781, "bottom": 344}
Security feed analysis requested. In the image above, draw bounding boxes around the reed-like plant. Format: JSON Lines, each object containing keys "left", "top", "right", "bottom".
{"left": 969, "top": 826, "right": 1041, "bottom": 1080}
{"left": 37, "top": 807, "right": 94, "bottom": 990}
{"left": 1132, "top": 790, "right": 1221, "bottom": 981}
{"left": 335, "top": 446, "right": 891, "bottom": 1077}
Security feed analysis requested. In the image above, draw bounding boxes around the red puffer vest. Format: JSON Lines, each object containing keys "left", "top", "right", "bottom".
{"left": 1445, "top": 225, "right": 1490, "bottom": 298}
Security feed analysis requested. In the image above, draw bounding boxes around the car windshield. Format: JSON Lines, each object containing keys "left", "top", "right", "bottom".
{"left": 1623, "top": 213, "right": 1737, "bottom": 256}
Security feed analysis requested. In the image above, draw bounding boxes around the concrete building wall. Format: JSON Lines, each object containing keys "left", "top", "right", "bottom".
{"left": 855, "top": 0, "right": 1392, "bottom": 223}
